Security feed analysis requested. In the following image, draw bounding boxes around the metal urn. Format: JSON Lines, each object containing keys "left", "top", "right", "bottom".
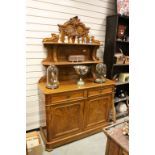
{"left": 74, "top": 65, "right": 89, "bottom": 86}
{"left": 46, "top": 65, "right": 59, "bottom": 89}
{"left": 95, "top": 63, "right": 107, "bottom": 83}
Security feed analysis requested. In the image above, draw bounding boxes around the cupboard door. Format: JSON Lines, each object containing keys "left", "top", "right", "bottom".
{"left": 84, "top": 94, "right": 111, "bottom": 129}
{"left": 47, "top": 100, "right": 84, "bottom": 140}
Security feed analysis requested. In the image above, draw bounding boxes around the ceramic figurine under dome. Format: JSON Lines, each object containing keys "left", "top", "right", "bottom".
{"left": 94, "top": 63, "right": 107, "bottom": 83}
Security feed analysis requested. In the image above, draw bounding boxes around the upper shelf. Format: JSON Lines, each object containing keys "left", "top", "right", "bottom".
{"left": 42, "top": 41, "right": 101, "bottom": 46}
{"left": 42, "top": 40, "right": 101, "bottom": 66}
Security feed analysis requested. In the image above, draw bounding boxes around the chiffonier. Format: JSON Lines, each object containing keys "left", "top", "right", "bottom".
{"left": 38, "top": 16, "right": 116, "bottom": 151}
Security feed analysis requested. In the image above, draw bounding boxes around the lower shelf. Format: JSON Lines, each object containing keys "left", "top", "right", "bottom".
{"left": 114, "top": 96, "right": 129, "bottom": 103}
{"left": 116, "top": 81, "right": 129, "bottom": 86}
{"left": 109, "top": 111, "right": 128, "bottom": 122}
{"left": 116, "top": 111, "right": 128, "bottom": 119}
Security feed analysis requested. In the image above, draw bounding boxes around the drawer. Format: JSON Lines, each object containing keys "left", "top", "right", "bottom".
{"left": 51, "top": 90, "right": 85, "bottom": 103}
{"left": 88, "top": 87, "right": 112, "bottom": 97}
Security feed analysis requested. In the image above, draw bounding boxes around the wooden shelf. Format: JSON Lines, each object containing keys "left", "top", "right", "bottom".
{"left": 115, "top": 81, "right": 129, "bottom": 86}
{"left": 43, "top": 42, "right": 101, "bottom": 46}
{"left": 116, "top": 40, "right": 129, "bottom": 43}
{"left": 114, "top": 96, "right": 129, "bottom": 103}
{"left": 42, "top": 60, "right": 102, "bottom": 66}
{"left": 106, "top": 15, "right": 129, "bottom": 20}
{"left": 104, "top": 15, "right": 129, "bottom": 81}
{"left": 113, "top": 64, "right": 129, "bottom": 66}
{"left": 118, "top": 15, "right": 129, "bottom": 19}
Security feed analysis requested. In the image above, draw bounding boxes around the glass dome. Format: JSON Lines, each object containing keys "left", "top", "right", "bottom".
{"left": 46, "top": 65, "right": 59, "bottom": 89}
{"left": 95, "top": 63, "right": 107, "bottom": 83}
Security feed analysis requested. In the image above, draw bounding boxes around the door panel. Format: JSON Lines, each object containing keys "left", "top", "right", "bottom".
{"left": 48, "top": 101, "right": 84, "bottom": 140}
{"left": 85, "top": 95, "right": 111, "bottom": 129}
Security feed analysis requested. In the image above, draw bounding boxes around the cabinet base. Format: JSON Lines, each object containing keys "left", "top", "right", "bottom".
{"left": 40, "top": 123, "right": 109, "bottom": 151}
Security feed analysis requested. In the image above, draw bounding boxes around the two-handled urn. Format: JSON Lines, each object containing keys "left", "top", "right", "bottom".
{"left": 74, "top": 65, "right": 89, "bottom": 86}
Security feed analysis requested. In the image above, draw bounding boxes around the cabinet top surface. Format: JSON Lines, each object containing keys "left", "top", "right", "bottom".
{"left": 38, "top": 79, "right": 115, "bottom": 94}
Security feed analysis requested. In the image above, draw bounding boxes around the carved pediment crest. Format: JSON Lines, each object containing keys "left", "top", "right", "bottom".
{"left": 58, "top": 16, "right": 90, "bottom": 37}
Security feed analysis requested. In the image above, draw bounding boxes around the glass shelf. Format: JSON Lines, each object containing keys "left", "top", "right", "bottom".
{"left": 116, "top": 111, "right": 128, "bottom": 119}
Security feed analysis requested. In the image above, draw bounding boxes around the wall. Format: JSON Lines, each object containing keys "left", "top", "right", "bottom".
{"left": 26, "top": 0, "right": 115, "bottom": 130}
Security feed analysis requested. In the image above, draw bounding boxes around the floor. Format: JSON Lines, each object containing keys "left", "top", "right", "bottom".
{"left": 42, "top": 132, "right": 107, "bottom": 155}
{"left": 40, "top": 117, "right": 128, "bottom": 155}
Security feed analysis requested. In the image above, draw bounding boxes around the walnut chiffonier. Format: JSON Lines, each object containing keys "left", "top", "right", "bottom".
{"left": 38, "top": 16, "right": 116, "bottom": 151}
